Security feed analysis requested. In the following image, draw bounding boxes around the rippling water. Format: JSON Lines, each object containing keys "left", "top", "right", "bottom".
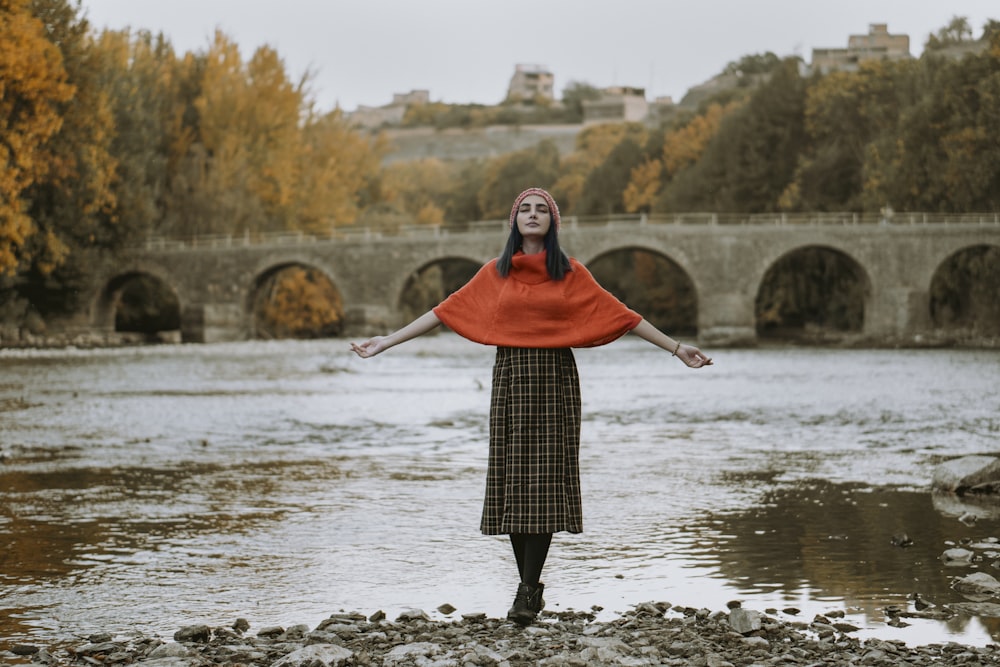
{"left": 1, "top": 337, "right": 999, "bottom": 647}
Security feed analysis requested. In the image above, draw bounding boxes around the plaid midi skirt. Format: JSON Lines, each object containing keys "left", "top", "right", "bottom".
{"left": 481, "top": 347, "right": 583, "bottom": 535}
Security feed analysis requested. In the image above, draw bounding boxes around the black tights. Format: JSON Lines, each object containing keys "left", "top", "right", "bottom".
{"left": 509, "top": 533, "right": 552, "bottom": 585}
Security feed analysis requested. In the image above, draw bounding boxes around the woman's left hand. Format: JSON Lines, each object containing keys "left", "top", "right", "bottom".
{"left": 350, "top": 337, "right": 388, "bottom": 358}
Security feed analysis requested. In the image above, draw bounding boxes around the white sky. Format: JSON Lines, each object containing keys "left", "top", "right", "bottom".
{"left": 81, "top": 0, "right": 997, "bottom": 113}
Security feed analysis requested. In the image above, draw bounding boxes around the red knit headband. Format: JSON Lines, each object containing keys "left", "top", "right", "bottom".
{"left": 509, "top": 187, "right": 561, "bottom": 231}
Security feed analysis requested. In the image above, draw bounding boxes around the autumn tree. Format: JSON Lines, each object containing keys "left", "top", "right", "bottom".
{"left": 783, "top": 60, "right": 915, "bottom": 211}
{"left": 885, "top": 36, "right": 1000, "bottom": 212}
{"left": 576, "top": 134, "right": 647, "bottom": 215}
{"left": 255, "top": 265, "right": 343, "bottom": 339}
{"left": 624, "top": 103, "right": 735, "bottom": 213}
{"left": 661, "top": 58, "right": 807, "bottom": 212}
{"left": 551, "top": 123, "right": 644, "bottom": 214}
{"left": 17, "top": 0, "right": 118, "bottom": 317}
{"left": 365, "top": 158, "right": 451, "bottom": 227}
{"left": 295, "top": 109, "right": 383, "bottom": 233}
{"left": 0, "top": 0, "right": 73, "bottom": 276}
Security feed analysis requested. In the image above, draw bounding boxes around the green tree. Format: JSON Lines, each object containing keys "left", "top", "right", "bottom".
{"left": 476, "top": 140, "right": 561, "bottom": 219}
{"left": 577, "top": 136, "right": 646, "bottom": 215}
{"left": 925, "top": 16, "right": 974, "bottom": 50}
{"left": 870, "top": 27, "right": 999, "bottom": 212}
{"left": 661, "top": 58, "right": 806, "bottom": 212}
{"left": 788, "top": 60, "right": 917, "bottom": 211}
{"left": 91, "top": 28, "right": 184, "bottom": 243}
{"left": 560, "top": 81, "right": 602, "bottom": 123}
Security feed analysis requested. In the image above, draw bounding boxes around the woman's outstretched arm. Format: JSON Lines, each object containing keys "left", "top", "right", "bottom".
{"left": 629, "top": 319, "right": 713, "bottom": 368}
{"left": 351, "top": 310, "right": 442, "bottom": 358}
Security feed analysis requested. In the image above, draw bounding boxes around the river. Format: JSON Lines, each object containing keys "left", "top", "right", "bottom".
{"left": 1, "top": 337, "right": 999, "bottom": 648}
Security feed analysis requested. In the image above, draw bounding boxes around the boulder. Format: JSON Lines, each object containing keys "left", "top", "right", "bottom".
{"left": 172, "top": 624, "right": 210, "bottom": 643}
{"left": 952, "top": 572, "right": 1000, "bottom": 598}
{"left": 271, "top": 644, "right": 353, "bottom": 667}
{"left": 932, "top": 456, "right": 1000, "bottom": 494}
{"left": 728, "top": 608, "right": 762, "bottom": 634}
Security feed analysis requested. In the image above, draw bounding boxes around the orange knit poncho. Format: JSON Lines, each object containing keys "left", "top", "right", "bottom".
{"left": 433, "top": 251, "right": 642, "bottom": 348}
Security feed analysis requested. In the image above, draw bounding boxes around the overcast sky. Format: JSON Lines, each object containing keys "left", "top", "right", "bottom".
{"left": 81, "top": 1, "right": 997, "bottom": 113}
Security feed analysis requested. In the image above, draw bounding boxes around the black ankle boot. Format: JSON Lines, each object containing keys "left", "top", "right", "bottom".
{"left": 530, "top": 582, "right": 545, "bottom": 613}
{"left": 507, "top": 582, "right": 544, "bottom": 626}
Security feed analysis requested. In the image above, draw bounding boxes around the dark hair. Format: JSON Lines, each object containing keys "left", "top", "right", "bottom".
{"left": 496, "top": 225, "right": 572, "bottom": 279}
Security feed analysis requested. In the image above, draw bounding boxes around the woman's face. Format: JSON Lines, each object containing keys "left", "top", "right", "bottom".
{"left": 515, "top": 194, "right": 552, "bottom": 239}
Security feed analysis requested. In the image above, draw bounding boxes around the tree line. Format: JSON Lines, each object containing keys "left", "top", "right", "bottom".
{"left": 2, "top": 1, "right": 998, "bottom": 334}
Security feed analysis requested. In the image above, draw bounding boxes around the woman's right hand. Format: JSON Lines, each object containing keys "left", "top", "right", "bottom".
{"left": 351, "top": 337, "right": 388, "bottom": 358}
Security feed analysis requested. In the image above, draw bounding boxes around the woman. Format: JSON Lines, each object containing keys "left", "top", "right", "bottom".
{"left": 351, "top": 187, "right": 712, "bottom": 625}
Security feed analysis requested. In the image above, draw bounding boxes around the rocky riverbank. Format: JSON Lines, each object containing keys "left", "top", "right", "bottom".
{"left": 5, "top": 602, "right": 999, "bottom": 667}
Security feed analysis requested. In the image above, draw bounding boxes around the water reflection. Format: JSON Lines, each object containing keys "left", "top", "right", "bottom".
{"left": 700, "top": 480, "right": 1000, "bottom": 641}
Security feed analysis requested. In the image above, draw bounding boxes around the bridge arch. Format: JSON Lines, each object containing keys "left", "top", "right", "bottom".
{"left": 397, "top": 256, "right": 482, "bottom": 323}
{"left": 246, "top": 260, "right": 344, "bottom": 339}
{"left": 755, "top": 244, "right": 872, "bottom": 342}
{"left": 92, "top": 265, "right": 182, "bottom": 338}
{"left": 928, "top": 243, "right": 1000, "bottom": 335}
{"left": 585, "top": 245, "right": 699, "bottom": 335}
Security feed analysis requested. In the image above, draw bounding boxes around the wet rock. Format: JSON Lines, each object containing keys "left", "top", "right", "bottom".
{"left": 257, "top": 625, "right": 285, "bottom": 638}
{"left": 383, "top": 641, "right": 441, "bottom": 665}
{"left": 952, "top": 571, "right": 1000, "bottom": 597}
{"left": 146, "top": 643, "right": 192, "bottom": 659}
{"left": 271, "top": 644, "right": 353, "bottom": 667}
{"left": 395, "top": 608, "right": 430, "bottom": 622}
{"left": 75, "top": 641, "right": 121, "bottom": 655}
{"left": 436, "top": 603, "right": 457, "bottom": 615}
{"left": 173, "top": 624, "right": 211, "bottom": 643}
{"left": 21, "top": 601, "right": 1000, "bottom": 667}
{"left": 932, "top": 455, "right": 1000, "bottom": 493}
{"left": 890, "top": 532, "right": 913, "bottom": 547}
{"left": 728, "top": 608, "right": 762, "bottom": 634}
{"left": 10, "top": 644, "right": 39, "bottom": 655}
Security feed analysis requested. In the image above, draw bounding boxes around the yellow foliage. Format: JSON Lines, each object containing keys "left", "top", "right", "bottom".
{"left": 662, "top": 103, "right": 736, "bottom": 177}
{"left": 295, "top": 111, "right": 383, "bottom": 232}
{"left": 378, "top": 159, "right": 452, "bottom": 225}
{"left": 623, "top": 159, "right": 663, "bottom": 213}
{"left": 177, "top": 31, "right": 381, "bottom": 235}
{"left": 0, "top": 0, "right": 74, "bottom": 274}
{"left": 260, "top": 266, "right": 343, "bottom": 338}
{"left": 415, "top": 202, "right": 445, "bottom": 225}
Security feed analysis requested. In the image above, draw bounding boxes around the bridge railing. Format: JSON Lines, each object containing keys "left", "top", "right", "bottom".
{"left": 136, "top": 212, "right": 1000, "bottom": 250}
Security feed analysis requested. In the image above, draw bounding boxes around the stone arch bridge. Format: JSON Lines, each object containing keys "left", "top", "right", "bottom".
{"left": 90, "top": 213, "right": 1000, "bottom": 346}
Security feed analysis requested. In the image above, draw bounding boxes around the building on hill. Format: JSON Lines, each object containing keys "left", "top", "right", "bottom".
{"left": 582, "top": 86, "right": 649, "bottom": 125}
{"left": 349, "top": 90, "right": 430, "bottom": 129}
{"left": 811, "top": 23, "right": 910, "bottom": 74}
{"left": 508, "top": 64, "right": 555, "bottom": 102}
